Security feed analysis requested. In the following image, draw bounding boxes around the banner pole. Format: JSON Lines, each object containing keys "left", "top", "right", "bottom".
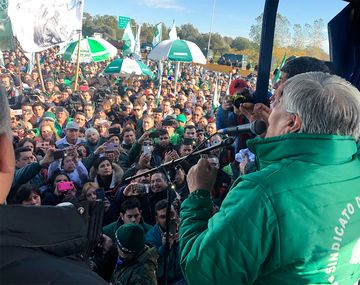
{"left": 74, "top": 32, "right": 82, "bottom": 91}
{"left": 36, "top": 53, "right": 45, "bottom": 92}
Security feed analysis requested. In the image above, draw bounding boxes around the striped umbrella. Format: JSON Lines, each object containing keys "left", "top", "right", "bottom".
{"left": 103, "top": 58, "right": 152, "bottom": 77}
{"left": 148, "top": 39, "right": 206, "bottom": 64}
{"left": 62, "top": 37, "right": 117, "bottom": 63}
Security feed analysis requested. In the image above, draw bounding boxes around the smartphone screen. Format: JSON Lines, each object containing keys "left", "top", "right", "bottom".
{"left": 96, "top": 189, "right": 105, "bottom": 200}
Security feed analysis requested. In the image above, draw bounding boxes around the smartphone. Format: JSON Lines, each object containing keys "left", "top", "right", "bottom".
{"left": 36, "top": 142, "right": 49, "bottom": 149}
{"left": 13, "top": 109, "right": 23, "bottom": 116}
{"left": 54, "top": 150, "right": 66, "bottom": 160}
{"left": 57, "top": 181, "right": 74, "bottom": 192}
{"left": 105, "top": 143, "right": 118, "bottom": 152}
{"left": 143, "top": 145, "right": 152, "bottom": 156}
{"left": 168, "top": 219, "right": 178, "bottom": 236}
{"left": 133, "top": 183, "right": 149, "bottom": 195}
{"left": 96, "top": 189, "right": 105, "bottom": 200}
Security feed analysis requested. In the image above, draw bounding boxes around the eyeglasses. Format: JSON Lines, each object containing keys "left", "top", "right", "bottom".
{"left": 134, "top": 109, "right": 141, "bottom": 111}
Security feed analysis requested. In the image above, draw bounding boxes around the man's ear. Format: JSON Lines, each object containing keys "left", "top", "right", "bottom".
{"left": 288, "top": 113, "right": 302, "bottom": 133}
{"left": 120, "top": 213, "right": 124, "bottom": 221}
{"left": 0, "top": 134, "right": 15, "bottom": 203}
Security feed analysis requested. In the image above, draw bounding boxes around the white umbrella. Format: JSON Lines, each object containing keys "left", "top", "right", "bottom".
{"left": 62, "top": 37, "right": 117, "bottom": 63}
{"left": 148, "top": 39, "right": 206, "bottom": 64}
{"left": 103, "top": 58, "right": 152, "bottom": 77}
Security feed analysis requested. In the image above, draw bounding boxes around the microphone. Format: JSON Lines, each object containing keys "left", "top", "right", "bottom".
{"left": 217, "top": 120, "right": 267, "bottom": 136}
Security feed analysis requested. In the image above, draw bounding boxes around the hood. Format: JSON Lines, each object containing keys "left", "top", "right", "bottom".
{"left": 0, "top": 204, "right": 89, "bottom": 257}
{"left": 90, "top": 163, "right": 124, "bottom": 186}
{"left": 247, "top": 133, "right": 357, "bottom": 170}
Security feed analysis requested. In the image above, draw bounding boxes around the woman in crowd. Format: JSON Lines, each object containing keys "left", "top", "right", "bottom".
{"left": 14, "top": 184, "right": 42, "bottom": 206}
{"left": 42, "top": 171, "right": 78, "bottom": 205}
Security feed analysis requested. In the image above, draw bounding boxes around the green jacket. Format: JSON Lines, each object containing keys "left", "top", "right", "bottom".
{"left": 180, "top": 133, "right": 360, "bottom": 285}
{"left": 111, "top": 246, "right": 159, "bottom": 285}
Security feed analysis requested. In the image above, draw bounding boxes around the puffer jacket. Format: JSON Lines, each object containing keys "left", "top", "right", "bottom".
{"left": 180, "top": 133, "right": 360, "bottom": 285}
{"left": 111, "top": 246, "right": 159, "bottom": 285}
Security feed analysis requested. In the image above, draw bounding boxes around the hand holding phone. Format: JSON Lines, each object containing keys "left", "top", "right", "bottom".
{"left": 57, "top": 181, "right": 75, "bottom": 192}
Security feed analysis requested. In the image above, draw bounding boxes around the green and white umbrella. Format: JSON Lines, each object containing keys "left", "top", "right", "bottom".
{"left": 103, "top": 58, "right": 152, "bottom": 77}
{"left": 62, "top": 37, "right": 117, "bottom": 63}
{"left": 148, "top": 39, "right": 206, "bottom": 64}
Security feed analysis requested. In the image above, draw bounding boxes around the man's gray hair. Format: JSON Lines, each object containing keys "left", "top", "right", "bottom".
{"left": 282, "top": 72, "right": 360, "bottom": 139}
{"left": 0, "top": 85, "right": 12, "bottom": 140}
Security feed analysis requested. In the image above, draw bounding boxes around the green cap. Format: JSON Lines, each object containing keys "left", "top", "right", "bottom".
{"left": 42, "top": 111, "right": 56, "bottom": 122}
{"left": 176, "top": 114, "right": 186, "bottom": 124}
{"left": 115, "top": 224, "right": 145, "bottom": 254}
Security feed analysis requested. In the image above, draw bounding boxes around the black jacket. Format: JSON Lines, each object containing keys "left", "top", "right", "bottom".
{"left": 0, "top": 203, "right": 107, "bottom": 284}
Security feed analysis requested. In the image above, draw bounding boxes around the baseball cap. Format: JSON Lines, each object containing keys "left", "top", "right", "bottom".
{"left": 65, "top": 121, "right": 80, "bottom": 130}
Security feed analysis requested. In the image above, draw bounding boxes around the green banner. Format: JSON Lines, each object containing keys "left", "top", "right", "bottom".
{"left": 118, "top": 16, "right": 130, "bottom": 29}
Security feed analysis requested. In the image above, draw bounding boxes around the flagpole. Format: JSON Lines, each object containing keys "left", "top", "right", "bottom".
{"left": 74, "top": 32, "right": 82, "bottom": 91}
{"left": 36, "top": 53, "right": 45, "bottom": 92}
{"left": 206, "top": 0, "right": 216, "bottom": 60}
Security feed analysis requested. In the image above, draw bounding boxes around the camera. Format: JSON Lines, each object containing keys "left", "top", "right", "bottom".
{"left": 232, "top": 88, "right": 255, "bottom": 108}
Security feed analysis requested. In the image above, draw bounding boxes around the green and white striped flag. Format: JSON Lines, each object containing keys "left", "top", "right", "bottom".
{"left": 152, "top": 23, "right": 162, "bottom": 47}
{"left": 274, "top": 53, "right": 286, "bottom": 84}
{"left": 122, "top": 22, "right": 135, "bottom": 57}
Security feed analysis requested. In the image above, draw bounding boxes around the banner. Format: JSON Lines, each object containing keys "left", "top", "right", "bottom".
{"left": 118, "top": 16, "right": 130, "bottom": 29}
{"left": 0, "top": 0, "right": 14, "bottom": 50}
{"left": 169, "top": 20, "right": 177, "bottom": 40}
{"left": 8, "top": 0, "right": 84, "bottom": 52}
{"left": 152, "top": 23, "right": 162, "bottom": 47}
{"left": 122, "top": 22, "right": 135, "bottom": 57}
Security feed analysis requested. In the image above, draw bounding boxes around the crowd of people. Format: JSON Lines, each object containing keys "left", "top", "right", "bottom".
{"left": 1, "top": 45, "right": 359, "bottom": 285}
{"left": 1, "top": 46, "right": 259, "bottom": 284}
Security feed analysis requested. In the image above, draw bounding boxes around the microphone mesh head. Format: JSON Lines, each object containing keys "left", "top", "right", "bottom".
{"left": 250, "top": 120, "right": 267, "bottom": 135}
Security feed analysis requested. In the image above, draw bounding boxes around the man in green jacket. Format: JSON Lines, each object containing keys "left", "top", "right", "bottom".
{"left": 180, "top": 72, "right": 360, "bottom": 284}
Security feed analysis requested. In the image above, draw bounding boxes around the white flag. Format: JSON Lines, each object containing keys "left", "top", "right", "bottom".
{"left": 134, "top": 24, "right": 142, "bottom": 60}
{"left": 122, "top": 22, "right": 136, "bottom": 57}
{"left": 152, "top": 23, "right": 162, "bottom": 47}
{"left": 169, "top": 20, "right": 177, "bottom": 40}
{"left": 8, "top": 0, "right": 84, "bottom": 52}
{"left": 212, "top": 75, "right": 220, "bottom": 109}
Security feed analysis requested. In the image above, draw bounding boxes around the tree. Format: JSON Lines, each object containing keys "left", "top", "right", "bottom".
{"left": 292, "top": 24, "right": 306, "bottom": 49}
{"left": 209, "top": 33, "right": 230, "bottom": 57}
{"left": 231, "top": 36, "right": 252, "bottom": 51}
{"left": 178, "top": 24, "right": 201, "bottom": 42}
{"left": 308, "top": 19, "right": 325, "bottom": 49}
{"left": 249, "top": 13, "right": 291, "bottom": 48}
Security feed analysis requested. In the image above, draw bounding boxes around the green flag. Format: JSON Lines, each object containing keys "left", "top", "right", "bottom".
{"left": 274, "top": 53, "right": 286, "bottom": 83}
{"left": 0, "top": 0, "right": 15, "bottom": 50}
{"left": 122, "top": 22, "right": 135, "bottom": 57}
{"left": 152, "top": 23, "right": 162, "bottom": 47}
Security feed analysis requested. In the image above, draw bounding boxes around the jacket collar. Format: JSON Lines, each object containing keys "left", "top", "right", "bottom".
{"left": 247, "top": 133, "right": 357, "bottom": 170}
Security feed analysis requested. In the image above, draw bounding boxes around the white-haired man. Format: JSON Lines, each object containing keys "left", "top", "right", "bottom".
{"left": 180, "top": 72, "right": 360, "bottom": 284}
